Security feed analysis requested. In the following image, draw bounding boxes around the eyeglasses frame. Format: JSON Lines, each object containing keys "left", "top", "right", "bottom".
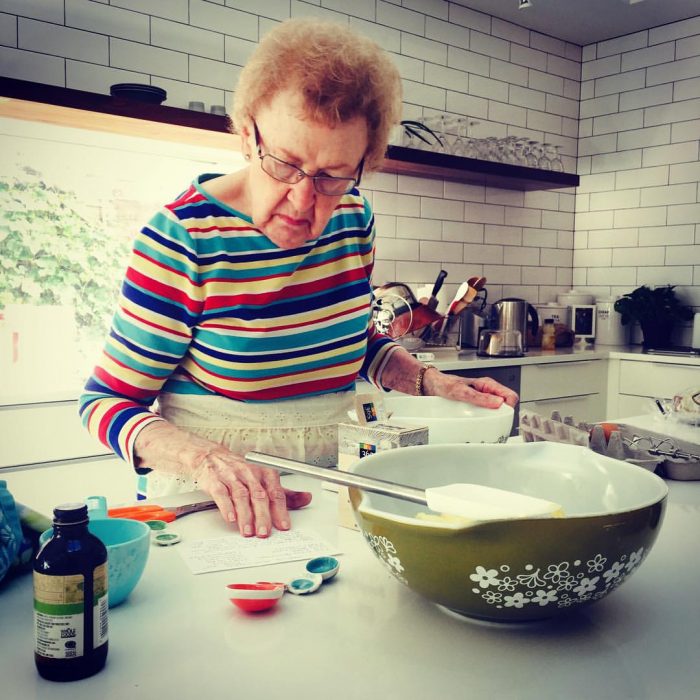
{"left": 251, "top": 120, "right": 364, "bottom": 195}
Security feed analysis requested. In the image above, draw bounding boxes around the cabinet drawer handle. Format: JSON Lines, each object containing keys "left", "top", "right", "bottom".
{"left": 530, "top": 361, "right": 596, "bottom": 369}
{"left": 530, "top": 394, "right": 594, "bottom": 404}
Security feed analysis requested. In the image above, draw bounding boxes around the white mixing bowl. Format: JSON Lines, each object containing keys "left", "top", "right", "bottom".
{"left": 383, "top": 395, "right": 514, "bottom": 444}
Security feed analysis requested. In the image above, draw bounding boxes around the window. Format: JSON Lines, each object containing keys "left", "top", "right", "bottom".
{"left": 0, "top": 111, "right": 245, "bottom": 405}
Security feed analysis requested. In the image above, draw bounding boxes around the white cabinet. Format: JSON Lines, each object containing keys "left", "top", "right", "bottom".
{"left": 520, "top": 360, "right": 607, "bottom": 423}
{"left": 619, "top": 361, "right": 698, "bottom": 397}
{"left": 607, "top": 358, "right": 700, "bottom": 418}
{"left": 0, "top": 401, "right": 109, "bottom": 469}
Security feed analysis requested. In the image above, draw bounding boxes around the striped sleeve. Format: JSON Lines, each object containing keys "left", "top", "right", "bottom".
{"left": 359, "top": 319, "right": 401, "bottom": 389}
{"left": 79, "top": 189, "right": 204, "bottom": 465}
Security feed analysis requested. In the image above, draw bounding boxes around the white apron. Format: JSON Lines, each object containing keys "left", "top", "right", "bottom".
{"left": 140, "top": 391, "right": 354, "bottom": 498}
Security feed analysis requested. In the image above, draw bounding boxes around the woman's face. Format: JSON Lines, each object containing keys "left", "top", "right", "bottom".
{"left": 240, "top": 91, "right": 369, "bottom": 249}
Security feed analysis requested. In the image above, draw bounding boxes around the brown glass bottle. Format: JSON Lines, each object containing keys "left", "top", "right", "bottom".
{"left": 33, "top": 503, "right": 109, "bottom": 681}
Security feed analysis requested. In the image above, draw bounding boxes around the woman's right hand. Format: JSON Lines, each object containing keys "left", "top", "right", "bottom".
{"left": 133, "top": 421, "right": 312, "bottom": 538}
{"left": 191, "top": 445, "right": 312, "bottom": 537}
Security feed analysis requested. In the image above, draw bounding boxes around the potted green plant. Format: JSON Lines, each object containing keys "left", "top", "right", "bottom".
{"left": 614, "top": 284, "right": 693, "bottom": 348}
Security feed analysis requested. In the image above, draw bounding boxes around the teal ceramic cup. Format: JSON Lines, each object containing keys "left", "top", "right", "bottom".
{"left": 40, "top": 511, "right": 150, "bottom": 608}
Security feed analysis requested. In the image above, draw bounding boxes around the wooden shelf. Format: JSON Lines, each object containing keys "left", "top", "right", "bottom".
{"left": 0, "top": 77, "right": 578, "bottom": 191}
{"left": 383, "top": 145, "right": 579, "bottom": 191}
{"left": 0, "top": 76, "right": 231, "bottom": 132}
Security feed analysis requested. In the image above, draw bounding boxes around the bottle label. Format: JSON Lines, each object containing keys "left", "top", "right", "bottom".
{"left": 33, "top": 564, "right": 108, "bottom": 659}
{"left": 94, "top": 583, "right": 109, "bottom": 648}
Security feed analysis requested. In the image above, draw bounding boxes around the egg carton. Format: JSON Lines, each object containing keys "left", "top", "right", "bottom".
{"left": 519, "top": 410, "right": 665, "bottom": 472}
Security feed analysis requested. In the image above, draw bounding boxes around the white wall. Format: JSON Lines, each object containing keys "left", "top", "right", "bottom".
{"left": 0, "top": 0, "right": 580, "bottom": 308}
{"left": 577, "top": 16, "right": 700, "bottom": 342}
{"left": 2, "top": 1, "right": 699, "bottom": 329}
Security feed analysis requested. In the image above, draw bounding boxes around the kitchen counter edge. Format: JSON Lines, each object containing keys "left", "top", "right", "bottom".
{"left": 428, "top": 345, "right": 700, "bottom": 371}
{"left": 1, "top": 346, "right": 697, "bottom": 407}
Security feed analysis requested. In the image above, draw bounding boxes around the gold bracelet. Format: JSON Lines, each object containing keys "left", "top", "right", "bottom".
{"left": 415, "top": 364, "right": 436, "bottom": 396}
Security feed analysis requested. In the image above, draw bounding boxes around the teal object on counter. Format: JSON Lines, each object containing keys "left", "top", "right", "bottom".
{"left": 41, "top": 499, "right": 150, "bottom": 607}
{"left": 0, "top": 480, "right": 23, "bottom": 583}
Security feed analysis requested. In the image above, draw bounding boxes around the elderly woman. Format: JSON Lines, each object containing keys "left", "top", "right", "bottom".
{"left": 79, "top": 18, "right": 517, "bottom": 538}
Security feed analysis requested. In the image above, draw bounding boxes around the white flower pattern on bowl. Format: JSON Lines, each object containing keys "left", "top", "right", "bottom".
{"left": 363, "top": 532, "right": 407, "bottom": 584}
{"left": 363, "top": 530, "right": 647, "bottom": 612}
{"left": 468, "top": 547, "right": 647, "bottom": 610}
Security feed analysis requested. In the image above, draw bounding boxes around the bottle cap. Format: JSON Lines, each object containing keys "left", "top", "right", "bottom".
{"left": 53, "top": 503, "right": 89, "bottom": 524}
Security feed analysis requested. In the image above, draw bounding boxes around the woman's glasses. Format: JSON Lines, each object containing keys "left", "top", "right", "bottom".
{"left": 252, "top": 121, "right": 363, "bottom": 196}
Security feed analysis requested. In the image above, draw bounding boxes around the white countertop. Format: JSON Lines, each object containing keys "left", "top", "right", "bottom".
{"left": 421, "top": 345, "right": 700, "bottom": 371}
{"left": 1, "top": 456, "right": 699, "bottom": 700}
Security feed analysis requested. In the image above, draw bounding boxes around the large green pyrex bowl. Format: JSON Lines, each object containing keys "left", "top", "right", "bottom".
{"left": 348, "top": 442, "right": 667, "bottom": 622}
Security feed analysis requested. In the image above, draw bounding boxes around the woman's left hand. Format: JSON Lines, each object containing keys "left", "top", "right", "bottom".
{"left": 422, "top": 368, "right": 519, "bottom": 408}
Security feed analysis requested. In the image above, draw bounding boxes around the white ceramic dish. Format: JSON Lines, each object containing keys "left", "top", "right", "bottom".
{"left": 383, "top": 395, "right": 513, "bottom": 444}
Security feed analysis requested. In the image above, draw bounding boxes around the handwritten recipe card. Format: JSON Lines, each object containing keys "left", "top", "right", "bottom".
{"left": 178, "top": 529, "right": 341, "bottom": 574}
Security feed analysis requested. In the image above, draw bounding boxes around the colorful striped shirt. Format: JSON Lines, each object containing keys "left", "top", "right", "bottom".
{"left": 79, "top": 174, "right": 398, "bottom": 466}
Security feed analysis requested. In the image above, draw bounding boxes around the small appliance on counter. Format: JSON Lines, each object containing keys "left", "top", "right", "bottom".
{"left": 569, "top": 304, "right": 596, "bottom": 343}
{"left": 477, "top": 329, "right": 524, "bottom": 357}
{"left": 557, "top": 289, "right": 596, "bottom": 343}
{"left": 489, "top": 298, "right": 539, "bottom": 352}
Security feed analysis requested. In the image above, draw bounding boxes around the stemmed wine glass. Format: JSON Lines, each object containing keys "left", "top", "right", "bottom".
{"left": 524, "top": 140, "right": 542, "bottom": 168}
{"left": 548, "top": 144, "right": 564, "bottom": 172}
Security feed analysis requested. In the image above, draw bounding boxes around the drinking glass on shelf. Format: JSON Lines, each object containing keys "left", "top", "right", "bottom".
{"left": 423, "top": 114, "right": 444, "bottom": 132}
{"left": 524, "top": 140, "right": 542, "bottom": 168}
{"left": 483, "top": 136, "right": 500, "bottom": 161}
{"left": 460, "top": 120, "right": 481, "bottom": 159}
{"left": 402, "top": 127, "right": 428, "bottom": 150}
{"left": 548, "top": 144, "right": 564, "bottom": 172}
{"left": 402, "top": 122, "right": 433, "bottom": 150}
{"left": 512, "top": 137, "right": 529, "bottom": 166}
{"left": 538, "top": 143, "right": 553, "bottom": 170}
{"left": 439, "top": 115, "right": 459, "bottom": 155}
{"left": 499, "top": 136, "right": 521, "bottom": 164}
{"left": 423, "top": 114, "right": 447, "bottom": 152}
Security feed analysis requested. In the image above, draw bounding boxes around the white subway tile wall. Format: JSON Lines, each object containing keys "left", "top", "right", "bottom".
{"left": 0, "top": 12, "right": 17, "bottom": 47}
{"left": 3, "top": 2, "right": 700, "bottom": 333}
{"left": 578, "top": 13, "right": 700, "bottom": 337}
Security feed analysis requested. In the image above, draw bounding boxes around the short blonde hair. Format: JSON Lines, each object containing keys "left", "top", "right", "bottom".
{"left": 232, "top": 18, "right": 402, "bottom": 171}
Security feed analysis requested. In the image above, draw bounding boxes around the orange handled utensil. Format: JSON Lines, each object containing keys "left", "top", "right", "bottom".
{"left": 107, "top": 500, "right": 217, "bottom": 523}
{"left": 107, "top": 505, "right": 177, "bottom": 522}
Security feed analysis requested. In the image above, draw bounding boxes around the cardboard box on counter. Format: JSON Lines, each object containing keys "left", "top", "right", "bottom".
{"left": 335, "top": 421, "right": 429, "bottom": 531}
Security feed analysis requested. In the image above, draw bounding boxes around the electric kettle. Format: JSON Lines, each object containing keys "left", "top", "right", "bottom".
{"left": 491, "top": 298, "right": 539, "bottom": 351}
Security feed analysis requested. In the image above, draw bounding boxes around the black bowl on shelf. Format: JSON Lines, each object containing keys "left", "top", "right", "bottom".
{"left": 110, "top": 83, "right": 167, "bottom": 105}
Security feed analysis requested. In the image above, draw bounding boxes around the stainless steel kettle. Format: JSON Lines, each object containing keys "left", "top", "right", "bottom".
{"left": 491, "top": 298, "right": 539, "bottom": 351}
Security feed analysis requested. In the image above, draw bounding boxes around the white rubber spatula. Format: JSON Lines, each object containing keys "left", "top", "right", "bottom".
{"left": 246, "top": 452, "right": 562, "bottom": 521}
